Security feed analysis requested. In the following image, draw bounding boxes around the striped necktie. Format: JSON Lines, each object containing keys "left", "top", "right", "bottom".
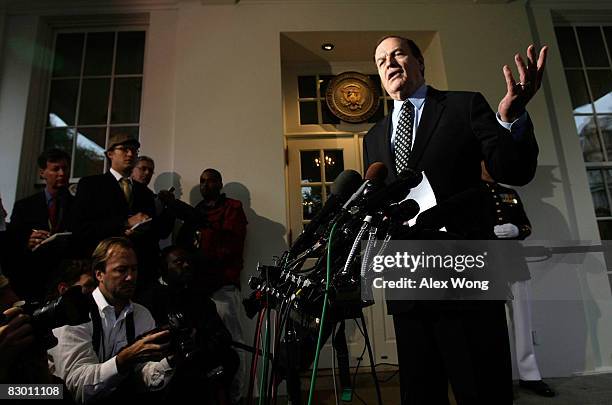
{"left": 394, "top": 100, "right": 415, "bottom": 173}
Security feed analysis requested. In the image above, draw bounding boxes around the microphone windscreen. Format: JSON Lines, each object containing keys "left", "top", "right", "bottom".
{"left": 330, "top": 169, "right": 362, "bottom": 197}
{"left": 396, "top": 199, "right": 420, "bottom": 222}
{"left": 365, "top": 162, "right": 388, "bottom": 183}
{"left": 397, "top": 168, "right": 423, "bottom": 189}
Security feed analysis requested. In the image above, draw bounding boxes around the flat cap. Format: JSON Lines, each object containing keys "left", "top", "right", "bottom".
{"left": 107, "top": 133, "right": 140, "bottom": 151}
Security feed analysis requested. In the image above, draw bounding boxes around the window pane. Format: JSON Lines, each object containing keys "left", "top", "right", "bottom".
{"left": 369, "top": 99, "right": 385, "bottom": 123}
{"left": 300, "top": 150, "right": 321, "bottom": 182}
{"left": 586, "top": 70, "right": 612, "bottom": 113}
{"left": 577, "top": 27, "right": 609, "bottom": 67}
{"left": 605, "top": 27, "right": 612, "bottom": 57}
{"left": 319, "top": 75, "right": 334, "bottom": 97}
{"left": 598, "top": 220, "right": 612, "bottom": 240}
{"left": 323, "top": 149, "right": 344, "bottom": 182}
{"left": 73, "top": 127, "right": 106, "bottom": 178}
{"left": 588, "top": 169, "right": 610, "bottom": 217}
{"left": 369, "top": 74, "right": 382, "bottom": 91}
{"left": 302, "top": 186, "right": 322, "bottom": 221}
{"left": 321, "top": 102, "right": 340, "bottom": 124}
{"left": 564, "top": 70, "right": 593, "bottom": 113}
{"left": 605, "top": 170, "right": 612, "bottom": 213}
{"left": 78, "top": 78, "right": 110, "bottom": 125}
{"left": 576, "top": 116, "right": 603, "bottom": 162}
{"left": 111, "top": 77, "right": 142, "bottom": 124}
{"left": 108, "top": 126, "right": 139, "bottom": 147}
{"left": 83, "top": 32, "right": 114, "bottom": 76}
{"left": 47, "top": 79, "right": 79, "bottom": 126}
{"left": 53, "top": 33, "right": 84, "bottom": 77}
{"left": 299, "top": 101, "right": 318, "bottom": 125}
{"left": 115, "top": 31, "right": 145, "bottom": 74}
{"left": 600, "top": 116, "right": 612, "bottom": 158}
{"left": 555, "top": 27, "right": 582, "bottom": 68}
{"left": 44, "top": 127, "right": 75, "bottom": 153}
{"left": 298, "top": 76, "right": 316, "bottom": 98}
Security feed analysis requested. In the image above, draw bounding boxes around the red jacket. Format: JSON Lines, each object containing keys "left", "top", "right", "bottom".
{"left": 195, "top": 196, "right": 247, "bottom": 289}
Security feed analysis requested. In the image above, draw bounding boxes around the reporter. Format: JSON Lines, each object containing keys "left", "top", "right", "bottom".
{"left": 48, "top": 237, "right": 174, "bottom": 403}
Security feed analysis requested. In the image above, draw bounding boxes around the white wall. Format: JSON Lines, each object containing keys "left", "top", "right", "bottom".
{"left": 0, "top": 15, "right": 38, "bottom": 215}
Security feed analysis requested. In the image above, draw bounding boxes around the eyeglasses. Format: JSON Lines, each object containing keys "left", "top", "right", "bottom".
{"left": 113, "top": 145, "right": 139, "bottom": 153}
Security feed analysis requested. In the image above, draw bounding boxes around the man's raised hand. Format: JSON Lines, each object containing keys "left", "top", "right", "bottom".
{"left": 498, "top": 44, "right": 548, "bottom": 123}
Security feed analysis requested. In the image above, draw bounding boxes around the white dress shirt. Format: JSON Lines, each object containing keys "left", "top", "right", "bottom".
{"left": 48, "top": 288, "right": 173, "bottom": 403}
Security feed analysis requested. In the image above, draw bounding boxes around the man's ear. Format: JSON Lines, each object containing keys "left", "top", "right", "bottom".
{"left": 95, "top": 269, "right": 104, "bottom": 283}
{"left": 39, "top": 168, "right": 45, "bottom": 180}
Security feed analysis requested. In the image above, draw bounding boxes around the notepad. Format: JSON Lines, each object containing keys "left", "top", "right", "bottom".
{"left": 32, "top": 232, "right": 72, "bottom": 251}
{"left": 130, "top": 217, "right": 152, "bottom": 231}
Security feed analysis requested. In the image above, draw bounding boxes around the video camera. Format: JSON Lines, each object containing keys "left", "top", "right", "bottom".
{"left": 140, "top": 308, "right": 227, "bottom": 381}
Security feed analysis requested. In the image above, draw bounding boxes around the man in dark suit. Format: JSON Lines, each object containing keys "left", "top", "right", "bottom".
{"left": 7, "top": 149, "right": 74, "bottom": 301}
{"left": 363, "top": 36, "right": 548, "bottom": 404}
{"left": 71, "top": 133, "right": 161, "bottom": 291}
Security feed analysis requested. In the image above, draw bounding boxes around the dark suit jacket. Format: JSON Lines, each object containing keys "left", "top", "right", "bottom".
{"left": 9, "top": 189, "right": 74, "bottom": 247}
{"left": 71, "top": 172, "right": 162, "bottom": 286}
{"left": 363, "top": 87, "right": 539, "bottom": 314}
{"left": 363, "top": 87, "right": 538, "bottom": 201}
{"left": 6, "top": 189, "right": 74, "bottom": 300}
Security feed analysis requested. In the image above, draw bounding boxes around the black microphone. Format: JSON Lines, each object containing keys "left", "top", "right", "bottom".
{"left": 343, "top": 162, "right": 388, "bottom": 210}
{"left": 391, "top": 198, "right": 420, "bottom": 223}
{"left": 290, "top": 169, "right": 362, "bottom": 253}
{"left": 361, "top": 168, "right": 423, "bottom": 214}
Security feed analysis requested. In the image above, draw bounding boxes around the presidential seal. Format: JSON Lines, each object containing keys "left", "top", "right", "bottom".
{"left": 325, "top": 72, "right": 380, "bottom": 123}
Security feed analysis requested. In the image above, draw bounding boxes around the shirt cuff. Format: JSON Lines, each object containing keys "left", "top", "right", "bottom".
{"left": 496, "top": 111, "right": 529, "bottom": 140}
{"left": 104, "top": 357, "right": 120, "bottom": 380}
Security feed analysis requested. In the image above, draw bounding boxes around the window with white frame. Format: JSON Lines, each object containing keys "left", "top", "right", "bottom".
{"left": 555, "top": 25, "right": 612, "bottom": 238}
{"left": 43, "top": 29, "right": 146, "bottom": 180}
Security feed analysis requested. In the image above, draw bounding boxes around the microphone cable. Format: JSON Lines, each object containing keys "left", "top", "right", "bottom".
{"left": 307, "top": 221, "right": 338, "bottom": 405}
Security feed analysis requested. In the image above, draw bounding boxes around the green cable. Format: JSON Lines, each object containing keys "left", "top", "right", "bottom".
{"left": 307, "top": 222, "right": 338, "bottom": 405}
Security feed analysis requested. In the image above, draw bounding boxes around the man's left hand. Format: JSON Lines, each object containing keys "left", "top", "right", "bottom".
{"left": 498, "top": 44, "right": 548, "bottom": 123}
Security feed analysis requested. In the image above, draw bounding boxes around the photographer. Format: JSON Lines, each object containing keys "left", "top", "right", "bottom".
{"left": 139, "top": 245, "right": 238, "bottom": 404}
{"left": 46, "top": 259, "right": 97, "bottom": 302}
{"left": 48, "top": 237, "right": 175, "bottom": 403}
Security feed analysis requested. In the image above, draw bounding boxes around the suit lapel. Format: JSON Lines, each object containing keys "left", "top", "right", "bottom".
{"left": 379, "top": 110, "right": 396, "bottom": 178}
{"left": 36, "top": 192, "right": 50, "bottom": 229}
{"left": 408, "top": 86, "right": 446, "bottom": 169}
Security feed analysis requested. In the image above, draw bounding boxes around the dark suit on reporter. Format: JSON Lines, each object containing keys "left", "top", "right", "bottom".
{"left": 363, "top": 87, "right": 538, "bottom": 404}
{"left": 71, "top": 172, "right": 160, "bottom": 288}
{"left": 7, "top": 189, "right": 74, "bottom": 301}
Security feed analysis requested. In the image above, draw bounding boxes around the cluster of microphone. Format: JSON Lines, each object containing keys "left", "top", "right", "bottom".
{"left": 245, "top": 162, "right": 438, "bottom": 322}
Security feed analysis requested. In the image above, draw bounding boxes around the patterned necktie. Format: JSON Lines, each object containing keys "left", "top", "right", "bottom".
{"left": 394, "top": 100, "right": 415, "bottom": 173}
{"left": 120, "top": 178, "right": 132, "bottom": 207}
